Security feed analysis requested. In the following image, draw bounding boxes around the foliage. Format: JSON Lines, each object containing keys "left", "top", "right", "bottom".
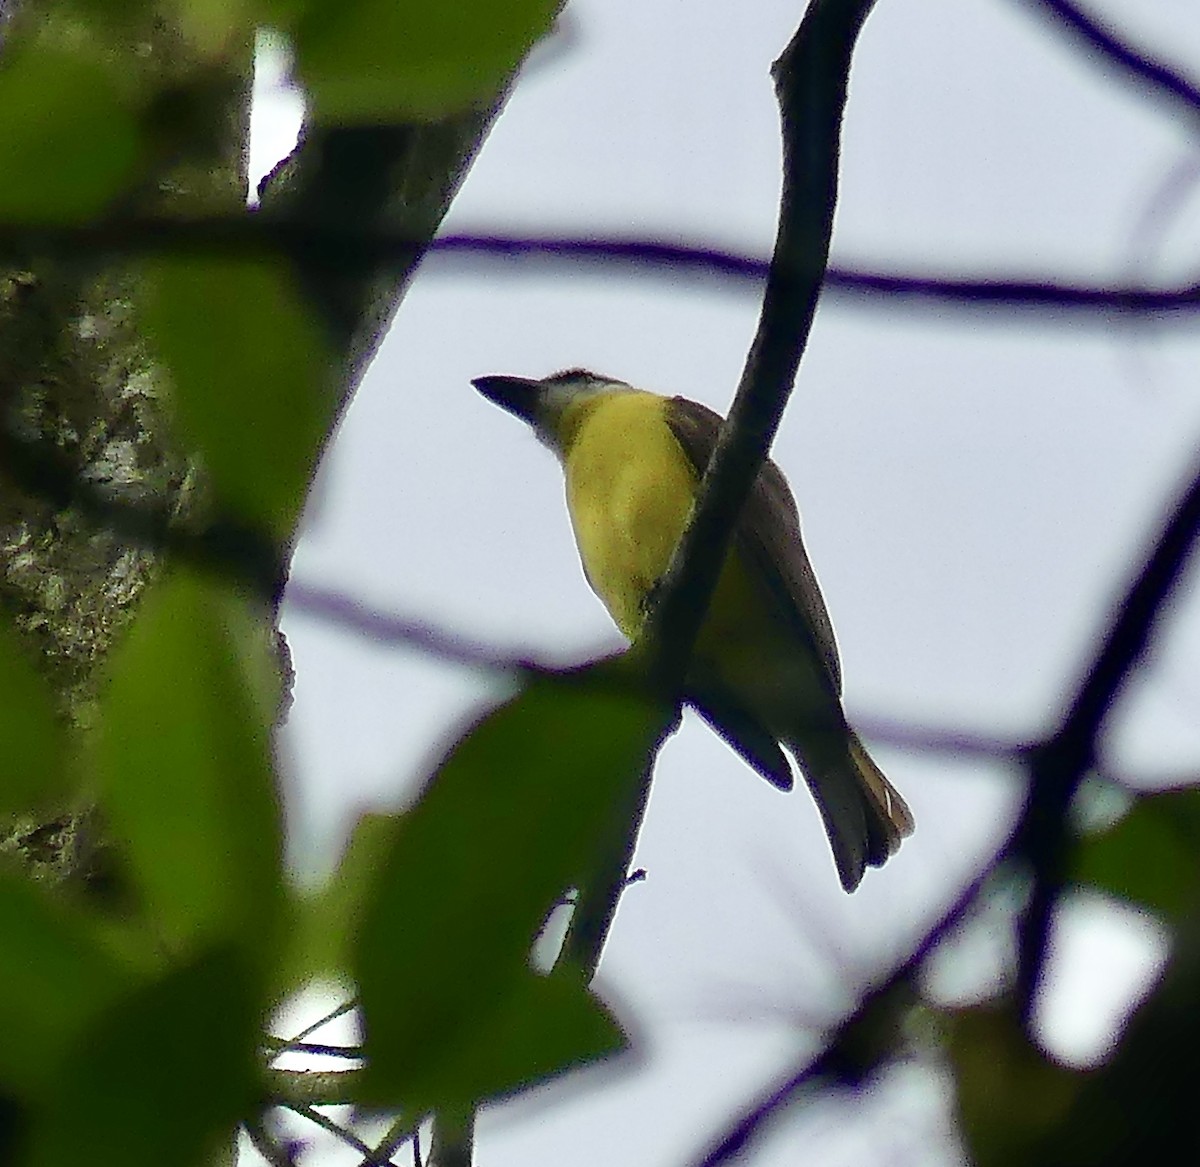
{"left": 2, "top": 1, "right": 1199, "bottom": 1166}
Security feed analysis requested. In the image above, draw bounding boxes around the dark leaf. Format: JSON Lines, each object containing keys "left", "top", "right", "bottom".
{"left": 143, "top": 258, "right": 334, "bottom": 536}
{"left": 356, "top": 669, "right": 666, "bottom": 1104}
{"left": 29, "top": 945, "right": 261, "bottom": 1167}
{"left": 94, "top": 572, "right": 285, "bottom": 957}
{"left": 1073, "top": 788, "right": 1200, "bottom": 922}
{"left": 0, "top": 46, "right": 140, "bottom": 220}
{"left": 0, "top": 874, "right": 132, "bottom": 1098}
{"left": 294, "top": 0, "right": 558, "bottom": 122}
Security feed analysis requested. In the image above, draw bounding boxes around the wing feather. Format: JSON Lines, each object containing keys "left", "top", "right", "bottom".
{"left": 664, "top": 396, "right": 843, "bottom": 695}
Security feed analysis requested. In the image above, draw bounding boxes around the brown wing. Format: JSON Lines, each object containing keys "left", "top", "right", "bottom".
{"left": 665, "top": 396, "right": 843, "bottom": 695}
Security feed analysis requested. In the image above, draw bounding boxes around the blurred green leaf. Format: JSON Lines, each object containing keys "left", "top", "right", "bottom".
{"left": 165, "top": 0, "right": 267, "bottom": 54}
{"left": 0, "top": 47, "right": 141, "bottom": 220}
{"left": 95, "top": 572, "right": 284, "bottom": 956}
{"left": 143, "top": 258, "right": 334, "bottom": 536}
{"left": 289, "top": 811, "right": 397, "bottom": 985}
{"left": 0, "top": 873, "right": 132, "bottom": 1098}
{"left": 294, "top": 0, "right": 558, "bottom": 122}
{"left": 1073, "top": 788, "right": 1200, "bottom": 922}
{"left": 66, "top": 0, "right": 282, "bottom": 45}
{"left": 28, "top": 945, "right": 260, "bottom": 1167}
{"left": 404, "top": 969, "right": 628, "bottom": 1113}
{"left": 948, "top": 1000, "right": 1082, "bottom": 1167}
{"left": 0, "top": 622, "right": 68, "bottom": 815}
{"left": 356, "top": 669, "right": 666, "bottom": 1104}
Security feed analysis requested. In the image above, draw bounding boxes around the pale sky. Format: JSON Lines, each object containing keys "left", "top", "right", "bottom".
{"left": 254, "top": 1, "right": 1200, "bottom": 1163}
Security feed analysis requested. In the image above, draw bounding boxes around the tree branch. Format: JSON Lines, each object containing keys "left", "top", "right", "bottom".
{"left": 8, "top": 221, "right": 1200, "bottom": 317}
{"left": 263, "top": 1067, "right": 362, "bottom": 1107}
{"left": 430, "top": 235, "right": 1200, "bottom": 319}
{"left": 1014, "top": 451, "right": 1200, "bottom": 1020}
{"left": 692, "top": 848, "right": 1009, "bottom": 1167}
{"left": 1019, "top": 0, "right": 1200, "bottom": 119}
{"left": 694, "top": 447, "right": 1200, "bottom": 1161}
{"left": 648, "top": 0, "right": 878, "bottom": 683}
{"left": 549, "top": 0, "right": 879, "bottom": 1001}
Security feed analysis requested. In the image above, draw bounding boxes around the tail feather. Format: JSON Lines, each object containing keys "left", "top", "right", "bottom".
{"left": 849, "top": 732, "right": 914, "bottom": 863}
{"left": 789, "top": 730, "right": 914, "bottom": 892}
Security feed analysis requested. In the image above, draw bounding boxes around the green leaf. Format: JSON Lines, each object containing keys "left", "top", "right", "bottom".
{"left": 290, "top": 811, "right": 397, "bottom": 984}
{"left": 356, "top": 669, "right": 666, "bottom": 1104}
{"left": 0, "top": 47, "right": 141, "bottom": 220}
{"left": 405, "top": 970, "right": 627, "bottom": 1113}
{"left": 94, "top": 572, "right": 284, "bottom": 956}
{"left": 143, "top": 258, "right": 334, "bottom": 536}
{"left": 0, "top": 622, "right": 68, "bottom": 815}
{"left": 1073, "top": 788, "right": 1200, "bottom": 922}
{"left": 28, "top": 945, "right": 261, "bottom": 1167}
{"left": 294, "top": 0, "right": 558, "bottom": 122}
{"left": 0, "top": 873, "right": 133, "bottom": 1098}
{"left": 948, "top": 1000, "right": 1082, "bottom": 1167}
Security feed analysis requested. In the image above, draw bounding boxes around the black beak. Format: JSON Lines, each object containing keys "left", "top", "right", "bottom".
{"left": 471, "top": 375, "right": 542, "bottom": 423}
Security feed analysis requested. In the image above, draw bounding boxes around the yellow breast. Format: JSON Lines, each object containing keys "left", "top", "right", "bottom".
{"left": 560, "top": 392, "right": 697, "bottom": 639}
{"left": 555, "top": 389, "right": 829, "bottom": 731}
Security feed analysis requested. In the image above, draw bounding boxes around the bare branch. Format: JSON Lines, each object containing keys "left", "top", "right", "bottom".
{"left": 244, "top": 1117, "right": 299, "bottom": 1167}
{"left": 649, "top": 0, "right": 878, "bottom": 683}
{"left": 694, "top": 448, "right": 1200, "bottom": 1162}
{"left": 8, "top": 220, "right": 1200, "bottom": 318}
{"left": 263, "top": 1067, "right": 362, "bottom": 1107}
{"left": 1019, "top": 0, "right": 1200, "bottom": 119}
{"left": 363, "top": 1118, "right": 423, "bottom": 1167}
{"left": 693, "top": 852, "right": 1010, "bottom": 1167}
{"left": 1015, "top": 451, "right": 1200, "bottom": 1020}
{"left": 284, "top": 581, "right": 540, "bottom": 674}
{"left": 430, "top": 235, "right": 1200, "bottom": 319}
{"left": 546, "top": 0, "right": 882, "bottom": 991}
{"left": 283, "top": 1102, "right": 379, "bottom": 1160}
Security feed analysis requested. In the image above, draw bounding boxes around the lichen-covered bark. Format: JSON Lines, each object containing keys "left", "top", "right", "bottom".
{"left": 1, "top": 5, "right": 517, "bottom": 888}
{"left": 0, "top": 10, "right": 252, "bottom": 885}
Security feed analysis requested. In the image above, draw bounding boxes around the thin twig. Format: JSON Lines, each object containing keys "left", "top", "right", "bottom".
{"left": 557, "top": 753, "right": 658, "bottom": 979}
{"left": 285, "top": 581, "right": 541, "bottom": 675}
{"left": 362, "top": 1117, "right": 421, "bottom": 1167}
{"left": 6, "top": 218, "right": 1200, "bottom": 317}
{"left": 244, "top": 1116, "right": 298, "bottom": 1167}
{"left": 284, "top": 1102, "right": 378, "bottom": 1160}
{"left": 430, "top": 235, "right": 1200, "bottom": 318}
{"left": 693, "top": 850, "right": 1010, "bottom": 1167}
{"left": 1020, "top": 0, "right": 1200, "bottom": 118}
{"left": 268, "top": 996, "right": 360, "bottom": 1057}
{"left": 264, "top": 1040, "right": 363, "bottom": 1060}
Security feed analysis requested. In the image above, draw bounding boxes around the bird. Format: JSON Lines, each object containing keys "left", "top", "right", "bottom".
{"left": 472, "top": 368, "right": 913, "bottom": 891}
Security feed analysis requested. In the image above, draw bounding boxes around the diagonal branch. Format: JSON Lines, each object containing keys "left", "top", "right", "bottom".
{"left": 1019, "top": 0, "right": 1200, "bottom": 119}
{"left": 694, "top": 449, "right": 1200, "bottom": 1162}
{"left": 554, "top": 0, "right": 880, "bottom": 988}
{"left": 1014, "top": 450, "right": 1200, "bottom": 1019}
{"left": 647, "top": 0, "right": 879, "bottom": 685}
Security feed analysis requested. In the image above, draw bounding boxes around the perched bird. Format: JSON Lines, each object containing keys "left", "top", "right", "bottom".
{"left": 472, "top": 368, "right": 913, "bottom": 890}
